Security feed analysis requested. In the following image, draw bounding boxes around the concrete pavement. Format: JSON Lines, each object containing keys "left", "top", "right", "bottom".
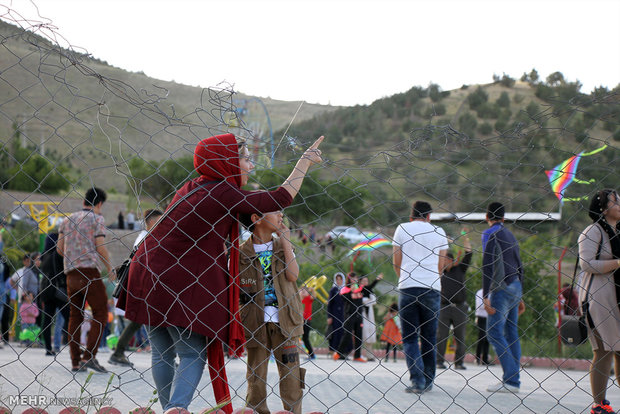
{"left": 0, "top": 343, "right": 606, "bottom": 413}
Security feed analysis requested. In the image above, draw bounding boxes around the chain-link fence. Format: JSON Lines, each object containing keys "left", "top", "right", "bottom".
{"left": 1, "top": 3, "right": 619, "bottom": 414}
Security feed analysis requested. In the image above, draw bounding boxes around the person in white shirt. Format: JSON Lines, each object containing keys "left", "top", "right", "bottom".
{"left": 475, "top": 288, "right": 491, "bottom": 365}
{"left": 392, "top": 201, "right": 449, "bottom": 394}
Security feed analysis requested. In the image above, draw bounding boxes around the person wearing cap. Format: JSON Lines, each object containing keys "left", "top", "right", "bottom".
{"left": 117, "top": 133, "right": 324, "bottom": 413}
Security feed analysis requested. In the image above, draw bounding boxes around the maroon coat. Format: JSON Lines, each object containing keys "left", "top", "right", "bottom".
{"left": 120, "top": 176, "right": 293, "bottom": 342}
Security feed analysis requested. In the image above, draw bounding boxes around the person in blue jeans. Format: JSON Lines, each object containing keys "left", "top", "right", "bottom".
{"left": 392, "top": 201, "right": 449, "bottom": 394}
{"left": 482, "top": 201, "right": 525, "bottom": 394}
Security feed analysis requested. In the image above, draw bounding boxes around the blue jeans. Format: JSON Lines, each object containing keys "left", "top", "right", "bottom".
{"left": 399, "top": 287, "right": 440, "bottom": 390}
{"left": 54, "top": 312, "right": 64, "bottom": 350}
{"left": 148, "top": 325, "right": 207, "bottom": 410}
{"left": 487, "top": 279, "right": 522, "bottom": 387}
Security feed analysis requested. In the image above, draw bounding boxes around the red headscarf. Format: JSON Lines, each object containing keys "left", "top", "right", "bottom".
{"left": 193, "top": 133, "right": 244, "bottom": 414}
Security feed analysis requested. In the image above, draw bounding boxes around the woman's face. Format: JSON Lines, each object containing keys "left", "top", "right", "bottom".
{"left": 238, "top": 146, "right": 254, "bottom": 186}
{"left": 604, "top": 192, "right": 620, "bottom": 222}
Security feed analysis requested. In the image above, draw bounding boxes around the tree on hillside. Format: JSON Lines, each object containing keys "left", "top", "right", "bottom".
{"left": 500, "top": 73, "right": 515, "bottom": 87}
{"left": 496, "top": 91, "right": 511, "bottom": 108}
{"left": 127, "top": 156, "right": 196, "bottom": 202}
{"left": 546, "top": 71, "right": 565, "bottom": 87}
{"left": 467, "top": 87, "right": 488, "bottom": 110}
{"left": 458, "top": 112, "right": 478, "bottom": 137}
{"left": 529, "top": 68, "right": 539, "bottom": 84}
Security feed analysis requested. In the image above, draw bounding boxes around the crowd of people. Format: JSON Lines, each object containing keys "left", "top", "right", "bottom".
{"left": 1, "top": 132, "right": 619, "bottom": 414}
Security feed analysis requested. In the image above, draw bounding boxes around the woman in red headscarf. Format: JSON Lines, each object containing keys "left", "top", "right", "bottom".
{"left": 119, "top": 133, "right": 324, "bottom": 413}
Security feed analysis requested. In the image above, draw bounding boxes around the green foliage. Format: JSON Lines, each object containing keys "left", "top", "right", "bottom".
{"left": 458, "top": 112, "right": 478, "bottom": 137}
{"left": 429, "top": 83, "right": 450, "bottom": 102}
{"left": 0, "top": 126, "right": 70, "bottom": 194}
{"left": 546, "top": 71, "right": 565, "bottom": 87}
{"left": 424, "top": 103, "right": 446, "bottom": 117}
{"left": 478, "top": 122, "right": 493, "bottom": 135}
{"left": 467, "top": 87, "right": 488, "bottom": 110}
{"left": 518, "top": 237, "right": 558, "bottom": 344}
{"left": 500, "top": 73, "right": 515, "bottom": 87}
{"left": 2, "top": 221, "right": 39, "bottom": 271}
{"left": 251, "top": 168, "right": 370, "bottom": 226}
{"left": 476, "top": 102, "right": 500, "bottom": 119}
{"left": 496, "top": 92, "right": 510, "bottom": 108}
{"left": 128, "top": 156, "right": 196, "bottom": 201}
{"left": 526, "top": 101, "right": 540, "bottom": 117}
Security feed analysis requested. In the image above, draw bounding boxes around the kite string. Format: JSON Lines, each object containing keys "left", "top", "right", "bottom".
{"left": 273, "top": 100, "right": 304, "bottom": 156}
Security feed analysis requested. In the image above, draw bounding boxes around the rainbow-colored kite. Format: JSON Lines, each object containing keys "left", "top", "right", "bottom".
{"left": 350, "top": 235, "right": 392, "bottom": 252}
{"left": 546, "top": 145, "right": 607, "bottom": 202}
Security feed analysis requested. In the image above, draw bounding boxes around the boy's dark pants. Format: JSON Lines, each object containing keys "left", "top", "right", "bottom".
{"left": 246, "top": 322, "right": 305, "bottom": 414}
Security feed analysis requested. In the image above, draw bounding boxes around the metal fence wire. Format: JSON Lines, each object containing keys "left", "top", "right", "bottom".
{"left": 1, "top": 3, "right": 620, "bottom": 414}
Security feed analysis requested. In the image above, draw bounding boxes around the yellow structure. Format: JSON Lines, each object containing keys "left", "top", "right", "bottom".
{"left": 13, "top": 201, "right": 65, "bottom": 250}
{"left": 303, "top": 275, "right": 329, "bottom": 304}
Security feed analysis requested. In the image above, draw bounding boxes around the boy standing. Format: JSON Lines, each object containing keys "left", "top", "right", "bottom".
{"left": 239, "top": 211, "right": 305, "bottom": 414}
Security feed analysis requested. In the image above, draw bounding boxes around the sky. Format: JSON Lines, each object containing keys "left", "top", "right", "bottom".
{"left": 3, "top": 0, "right": 620, "bottom": 106}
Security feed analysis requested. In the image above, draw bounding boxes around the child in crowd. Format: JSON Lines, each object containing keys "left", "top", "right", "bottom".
{"left": 19, "top": 292, "right": 39, "bottom": 347}
{"left": 239, "top": 210, "right": 306, "bottom": 414}
{"left": 299, "top": 286, "right": 316, "bottom": 360}
{"left": 380, "top": 302, "right": 402, "bottom": 362}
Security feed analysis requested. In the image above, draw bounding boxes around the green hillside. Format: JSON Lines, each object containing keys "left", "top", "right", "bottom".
{"left": 276, "top": 76, "right": 619, "bottom": 231}
{"left": 0, "top": 19, "right": 340, "bottom": 192}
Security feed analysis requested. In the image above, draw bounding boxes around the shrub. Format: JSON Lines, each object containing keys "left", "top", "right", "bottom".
{"left": 478, "top": 122, "right": 493, "bottom": 135}
{"left": 476, "top": 102, "right": 501, "bottom": 119}
{"left": 458, "top": 113, "right": 478, "bottom": 137}
{"left": 496, "top": 92, "right": 510, "bottom": 108}
{"left": 467, "top": 87, "right": 488, "bottom": 109}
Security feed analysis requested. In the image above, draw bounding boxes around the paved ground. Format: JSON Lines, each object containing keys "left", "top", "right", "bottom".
{"left": 0, "top": 343, "right": 609, "bottom": 413}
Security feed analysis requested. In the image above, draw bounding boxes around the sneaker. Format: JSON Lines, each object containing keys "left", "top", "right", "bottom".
{"left": 332, "top": 353, "right": 343, "bottom": 361}
{"left": 306, "top": 355, "right": 316, "bottom": 361}
{"left": 45, "top": 350, "right": 56, "bottom": 356}
{"left": 71, "top": 363, "right": 87, "bottom": 373}
{"left": 592, "top": 400, "right": 616, "bottom": 414}
{"left": 353, "top": 357, "right": 368, "bottom": 363}
{"left": 454, "top": 364, "right": 467, "bottom": 370}
{"left": 404, "top": 385, "right": 425, "bottom": 394}
{"left": 487, "top": 382, "right": 519, "bottom": 393}
{"left": 82, "top": 358, "right": 108, "bottom": 373}
{"left": 109, "top": 353, "right": 134, "bottom": 368}
{"left": 436, "top": 362, "right": 447, "bottom": 369}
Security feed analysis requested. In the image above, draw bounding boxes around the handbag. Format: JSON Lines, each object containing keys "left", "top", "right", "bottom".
{"left": 111, "top": 181, "right": 219, "bottom": 299}
{"left": 559, "top": 232, "right": 603, "bottom": 346}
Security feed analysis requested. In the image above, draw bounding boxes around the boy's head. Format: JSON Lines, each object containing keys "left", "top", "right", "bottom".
{"left": 389, "top": 302, "right": 399, "bottom": 313}
{"left": 240, "top": 210, "right": 283, "bottom": 234}
{"left": 84, "top": 187, "right": 107, "bottom": 208}
{"left": 143, "top": 209, "right": 163, "bottom": 231}
{"left": 347, "top": 272, "right": 358, "bottom": 285}
{"left": 486, "top": 201, "right": 505, "bottom": 222}
{"left": 22, "top": 292, "right": 33, "bottom": 303}
{"left": 360, "top": 276, "right": 369, "bottom": 286}
{"left": 411, "top": 201, "right": 432, "bottom": 221}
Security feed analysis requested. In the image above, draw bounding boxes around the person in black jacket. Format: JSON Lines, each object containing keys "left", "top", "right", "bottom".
{"left": 39, "top": 233, "right": 70, "bottom": 356}
{"left": 326, "top": 272, "right": 345, "bottom": 353}
{"left": 436, "top": 232, "right": 472, "bottom": 370}
{"left": 333, "top": 272, "right": 366, "bottom": 362}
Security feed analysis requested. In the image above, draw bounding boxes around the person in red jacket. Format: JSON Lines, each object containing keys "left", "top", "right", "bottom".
{"left": 118, "top": 133, "right": 323, "bottom": 413}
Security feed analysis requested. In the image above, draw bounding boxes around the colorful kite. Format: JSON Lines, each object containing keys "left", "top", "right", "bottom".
{"left": 546, "top": 145, "right": 607, "bottom": 202}
{"left": 350, "top": 235, "right": 392, "bottom": 252}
